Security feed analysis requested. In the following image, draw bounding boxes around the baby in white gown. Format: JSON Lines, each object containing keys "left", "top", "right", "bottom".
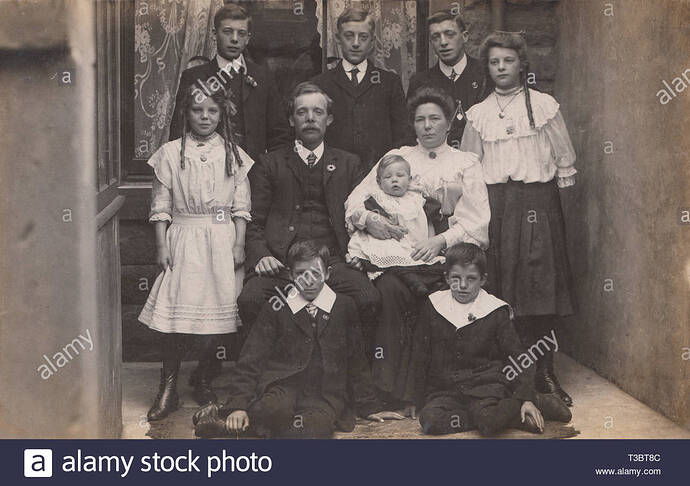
{"left": 347, "top": 154, "right": 445, "bottom": 296}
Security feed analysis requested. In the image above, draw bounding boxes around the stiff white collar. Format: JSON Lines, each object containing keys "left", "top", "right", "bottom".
{"left": 341, "top": 58, "right": 368, "bottom": 83}
{"left": 287, "top": 283, "right": 336, "bottom": 315}
{"left": 429, "top": 289, "right": 509, "bottom": 329}
{"left": 295, "top": 140, "right": 325, "bottom": 165}
{"left": 216, "top": 53, "right": 246, "bottom": 74}
{"left": 439, "top": 53, "right": 468, "bottom": 80}
{"left": 414, "top": 142, "right": 451, "bottom": 158}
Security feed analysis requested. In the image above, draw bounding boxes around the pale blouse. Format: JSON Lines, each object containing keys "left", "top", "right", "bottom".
{"left": 345, "top": 144, "right": 490, "bottom": 249}
{"left": 460, "top": 89, "right": 577, "bottom": 188}
{"left": 148, "top": 132, "right": 254, "bottom": 222}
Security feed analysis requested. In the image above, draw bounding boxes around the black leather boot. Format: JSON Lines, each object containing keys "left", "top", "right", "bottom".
{"left": 193, "top": 403, "right": 229, "bottom": 438}
{"left": 191, "top": 360, "right": 218, "bottom": 406}
{"left": 534, "top": 392, "right": 572, "bottom": 422}
{"left": 535, "top": 350, "right": 573, "bottom": 407}
{"left": 147, "top": 360, "right": 180, "bottom": 421}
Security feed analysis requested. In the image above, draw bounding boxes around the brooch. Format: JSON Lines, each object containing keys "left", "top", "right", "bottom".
{"left": 245, "top": 74, "right": 258, "bottom": 88}
{"left": 467, "top": 313, "right": 477, "bottom": 322}
{"left": 326, "top": 164, "right": 336, "bottom": 172}
{"left": 472, "top": 81, "right": 479, "bottom": 89}
{"left": 428, "top": 151, "right": 437, "bottom": 159}
{"left": 323, "top": 314, "right": 330, "bottom": 320}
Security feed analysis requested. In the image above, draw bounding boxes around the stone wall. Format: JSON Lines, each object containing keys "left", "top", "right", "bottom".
{"left": 554, "top": 0, "right": 690, "bottom": 429}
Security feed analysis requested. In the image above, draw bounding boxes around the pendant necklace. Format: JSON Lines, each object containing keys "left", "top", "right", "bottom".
{"left": 494, "top": 87, "right": 522, "bottom": 119}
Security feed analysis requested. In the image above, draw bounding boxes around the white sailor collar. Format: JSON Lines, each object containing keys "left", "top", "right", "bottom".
{"left": 429, "top": 289, "right": 510, "bottom": 329}
{"left": 287, "top": 283, "right": 336, "bottom": 315}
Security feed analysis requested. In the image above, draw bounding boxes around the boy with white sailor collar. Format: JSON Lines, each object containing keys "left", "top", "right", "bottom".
{"left": 406, "top": 243, "right": 571, "bottom": 436}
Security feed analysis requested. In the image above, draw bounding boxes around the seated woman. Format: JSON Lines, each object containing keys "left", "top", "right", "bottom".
{"left": 345, "top": 86, "right": 490, "bottom": 408}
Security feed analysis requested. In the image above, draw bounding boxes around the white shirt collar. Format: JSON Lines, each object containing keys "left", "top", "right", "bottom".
{"left": 341, "top": 58, "right": 367, "bottom": 83}
{"left": 216, "top": 53, "right": 246, "bottom": 74}
{"left": 439, "top": 53, "right": 468, "bottom": 80}
{"left": 429, "top": 289, "right": 510, "bottom": 329}
{"left": 286, "top": 283, "right": 337, "bottom": 315}
{"left": 295, "top": 140, "right": 325, "bottom": 165}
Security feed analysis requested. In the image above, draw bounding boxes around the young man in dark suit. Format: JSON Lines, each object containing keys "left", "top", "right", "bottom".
{"left": 311, "top": 8, "right": 408, "bottom": 170}
{"left": 168, "top": 4, "right": 289, "bottom": 161}
{"left": 407, "top": 10, "right": 487, "bottom": 149}
{"left": 237, "top": 82, "right": 380, "bottom": 337}
{"left": 193, "top": 241, "right": 404, "bottom": 438}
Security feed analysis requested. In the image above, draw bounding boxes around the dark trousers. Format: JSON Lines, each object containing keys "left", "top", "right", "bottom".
{"left": 372, "top": 271, "right": 446, "bottom": 400}
{"left": 238, "top": 260, "right": 380, "bottom": 332}
{"left": 419, "top": 393, "right": 523, "bottom": 436}
{"left": 248, "top": 383, "right": 338, "bottom": 439}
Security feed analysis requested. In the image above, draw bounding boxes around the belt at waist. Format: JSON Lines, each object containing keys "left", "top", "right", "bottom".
{"left": 172, "top": 213, "right": 219, "bottom": 226}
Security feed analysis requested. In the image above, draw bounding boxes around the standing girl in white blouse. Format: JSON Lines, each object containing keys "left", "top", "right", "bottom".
{"left": 461, "top": 31, "right": 577, "bottom": 406}
{"left": 138, "top": 88, "right": 254, "bottom": 421}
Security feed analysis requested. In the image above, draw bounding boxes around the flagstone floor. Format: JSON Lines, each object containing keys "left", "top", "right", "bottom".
{"left": 122, "top": 353, "right": 689, "bottom": 439}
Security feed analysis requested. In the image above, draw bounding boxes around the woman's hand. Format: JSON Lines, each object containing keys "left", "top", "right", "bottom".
{"left": 365, "top": 212, "right": 407, "bottom": 241}
{"left": 521, "top": 401, "right": 544, "bottom": 433}
{"left": 225, "top": 410, "right": 250, "bottom": 434}
{"left": 411, "top": 235, "right": 446, "bottom": 262}
{"left": 345, "top": 253, "right": 364, "bottom": 271}
{"left": 366, "top": 411, "right": 406, "bottom": 422}
{"left": 156, "top": 244, "right": 172, "bottom": 272}
{"left": 233, "top": 243, "right": 245, "bottom": 269}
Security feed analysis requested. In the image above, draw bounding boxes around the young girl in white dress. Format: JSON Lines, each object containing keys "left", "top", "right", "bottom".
{"left": 461, "top": 31, "right": 577, "bottom": 406}
{"left": 138, "top": 88, "right": 254, "bottom": 421}
{"left": 347, "top": 154, "right": 444, "bottom": 296}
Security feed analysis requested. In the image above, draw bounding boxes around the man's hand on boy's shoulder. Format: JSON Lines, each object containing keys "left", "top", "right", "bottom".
{"left": 255, "top": 255, "right": 285, "bottom": 276}
{"left": 366, "top": 410, "right": 406, "bottom": 422}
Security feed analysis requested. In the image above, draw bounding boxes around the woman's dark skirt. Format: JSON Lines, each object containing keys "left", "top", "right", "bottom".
{"left": 485, "top": 179, "right": 575, "bottom": 318}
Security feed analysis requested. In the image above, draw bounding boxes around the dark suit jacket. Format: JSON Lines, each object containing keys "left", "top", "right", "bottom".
{"left": 406, "top": 301, "right": 537, "bottom": 410}
{"left": 169, "top": 57, "right": 290, "bottom": 160}
{"left": 311, "top": 61, "right": 408, "bottom": 170}
{"left": 246, "top": 144, "right": 364, "bottom": 270}
{"left": 407, "top": 56, "right": 488, "bottom": 148}
{"left": 219, "top": 293, "right": 382, "bottom": 418}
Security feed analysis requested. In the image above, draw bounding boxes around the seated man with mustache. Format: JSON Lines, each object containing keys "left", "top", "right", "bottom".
{"left": 237, "top": 82, "right": 380, "bottom": 353}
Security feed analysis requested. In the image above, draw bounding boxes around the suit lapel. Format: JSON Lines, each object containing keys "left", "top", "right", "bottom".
{"left": 321, "top": 145, "right": 336, "bottom": 193}
{"left": 353, "top": 62, "right": 376, "bottom": 97}
{"left": 284, "top": 149, "right": 304, "bottom": 188}
{"left": 333, "top": 61, "right": 359, "bottom": 98}
{"left": 292, "top": 309, "right": 314, "bottom": 337}
{"left": 316, "top": 307, "right": 331, "bottom": 335}
{"left": 241, "top": 60, "right": 253, "bottom": 103}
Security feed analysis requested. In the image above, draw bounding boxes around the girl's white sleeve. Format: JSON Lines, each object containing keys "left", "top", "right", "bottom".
{"left": 459, "top": 120, "right": 484, "bottom": 159}
{"left": 441, "top": 156, "right": 491, "bottom": 249}
{"left": 231, "top": 147, "right": 255, "bottom": 221}
{"left": 544, "top": 110, "right": 577, "bottom": 187}
{"left": 147, "top": 146, "right": 173, "bottom": 223}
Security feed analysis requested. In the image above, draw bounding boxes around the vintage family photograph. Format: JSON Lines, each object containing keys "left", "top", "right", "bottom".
{"left": 1, "top": 0, "right": 688, "bottom": 446}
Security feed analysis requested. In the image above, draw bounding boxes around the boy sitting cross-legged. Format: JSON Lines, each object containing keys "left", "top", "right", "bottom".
{"left": 194, "top": 240, "right": 404, "bottom": 438}
{"left": 406, "top": 243, "right": 572, "bottom": 436}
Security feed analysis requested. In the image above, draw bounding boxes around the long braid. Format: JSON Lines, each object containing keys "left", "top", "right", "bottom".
{"left": 523, "top": 61, "right": 536, "bottom": 129}
{"left": 180, "top": 110, "right": 187, "bottom": 170}
{"left": 222, "top": 110, "right": 234, "bottom": 177}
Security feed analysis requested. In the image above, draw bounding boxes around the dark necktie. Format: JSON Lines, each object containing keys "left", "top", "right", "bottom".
{"left": 350, "top": 67, "right": 360, "bottom": 86}
{"left": 449, "top": 68, "right": 458, "bottom": 82}
{"left": 305, "top": 303, "right": 318, "bottom": 320}
{"left": 307, "top": 152, "right": 317, "bottom": 168}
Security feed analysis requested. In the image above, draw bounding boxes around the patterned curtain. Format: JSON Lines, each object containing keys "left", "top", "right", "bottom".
{"left": 317, "top": 0, "right": 417, "bottom": 91}
{"left": 134, "top": 0, "right": 224, "bottom": 160}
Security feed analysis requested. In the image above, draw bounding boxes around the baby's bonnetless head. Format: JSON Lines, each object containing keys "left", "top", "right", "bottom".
{"left": 376, "top": 154, "right": 412, "bottom": 197}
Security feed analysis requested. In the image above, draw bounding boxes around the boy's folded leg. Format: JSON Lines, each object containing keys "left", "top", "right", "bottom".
{"left": 470, "top": 397, "right": 523, "bottom": 436}
{"left": 274, "top": 397, "right": 337, "bottom": 439}
{"left": 534, "top": 392, "right": 572, "bottom": 423}
{"left": 419, "top": 395, "right": 473, "bottom": 435}
{"left": 193, "top": 403, "right": 230, "bottom": 438}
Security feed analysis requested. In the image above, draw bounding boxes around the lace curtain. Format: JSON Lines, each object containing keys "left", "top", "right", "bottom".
{"left": 134, "top": 0, "right": 223, "bottom": 159}
{"left": 317, "top": 0, "right": 417, "bottom": 91}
